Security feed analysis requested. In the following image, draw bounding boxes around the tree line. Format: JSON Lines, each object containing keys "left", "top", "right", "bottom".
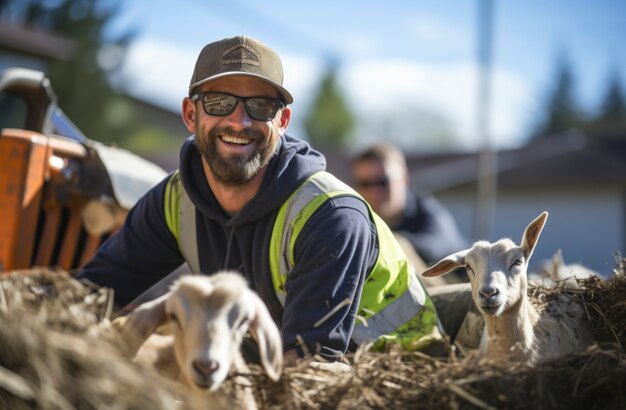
{"left": 532, "top": 53, "right": 626, "bottom": 139}
{"left": 0, "top": 0, "right": 138, "bottom": 145}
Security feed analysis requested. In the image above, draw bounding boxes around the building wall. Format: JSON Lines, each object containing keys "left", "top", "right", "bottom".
{"left": 432, "top": 185, "right": 624, "bottom": 276}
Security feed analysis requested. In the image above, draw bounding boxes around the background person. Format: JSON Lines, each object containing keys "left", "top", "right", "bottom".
{"left": 352, "top": 143, "right": 476, "bottom": 342}
{"left": 351, "top": 142, "right": 469, "bottom": 265}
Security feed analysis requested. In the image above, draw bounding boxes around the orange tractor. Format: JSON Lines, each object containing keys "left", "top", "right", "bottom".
{"left": 0, "top": 67, "right": 166, "bottom": 274}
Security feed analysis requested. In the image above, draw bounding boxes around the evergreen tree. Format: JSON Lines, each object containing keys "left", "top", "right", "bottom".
{"left": 575, "top": 70, "right": 626, "bottom": 135}
{"left": 534, "top": 53, "right": 584, "bottom": 138}
{"left": 0, "top": 0, "right": 135, "bottom": 144}
{"left": 596, "top": 70, "right": 626, "bottom": 126}
{"left": 304, "top": 63, "right": 355, "bottom": 149}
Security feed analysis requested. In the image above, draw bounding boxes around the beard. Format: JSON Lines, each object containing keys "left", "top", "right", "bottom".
{"left": 195, "top": 125, "right": 278, "bottom": 186}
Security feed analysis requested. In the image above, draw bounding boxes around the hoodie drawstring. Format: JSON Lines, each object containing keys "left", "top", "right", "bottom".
{"left": 223, "top": 228, "right": 235, "bottom": 270}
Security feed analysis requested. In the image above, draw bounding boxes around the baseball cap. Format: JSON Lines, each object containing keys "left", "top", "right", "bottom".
{"left": 189, "top": 35, "right": 293, "bottom": 104}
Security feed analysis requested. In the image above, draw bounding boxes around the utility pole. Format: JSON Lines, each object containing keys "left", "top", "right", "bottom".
{"left": 474, "top": 0, "right": 498, "bottom": 241}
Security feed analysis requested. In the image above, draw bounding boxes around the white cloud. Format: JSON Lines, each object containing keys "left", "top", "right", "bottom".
{"left": 119, "top": 38, "right": 532, "bottom": 152}
{"left": 120, "top": 39, "right": 197, "bottom": 112}
{"left": 281, "top": 52, "right": 324, "bottom": 107}
{"left": 339, "top": 59, "right": 532, "bottom": 151}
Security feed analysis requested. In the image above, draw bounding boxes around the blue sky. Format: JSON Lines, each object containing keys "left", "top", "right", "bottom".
{"left": 109, "top": 0, "right": 626, "bottom": 152}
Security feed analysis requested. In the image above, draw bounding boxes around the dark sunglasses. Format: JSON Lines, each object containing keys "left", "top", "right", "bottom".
{"left": 356, "top": 176, "right": 389, "bottom": 189}
{"left": 191, "top": 91, "right": 285, "bottom": 122}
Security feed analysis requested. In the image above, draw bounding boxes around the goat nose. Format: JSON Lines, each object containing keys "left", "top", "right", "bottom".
{"left": 192, "top": 359, "right": 219, "bottom": 376}
{"left": 479, "top": 286, "right": 499, "bottom": 299}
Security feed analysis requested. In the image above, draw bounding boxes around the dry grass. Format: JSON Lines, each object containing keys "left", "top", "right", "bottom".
{"left": 1, "top": 255, "right": 624, "bottom": 410}
{"left": 249, "top": 344, "right": 625, "bottom": 409}
{"left": 0, "top": 268, "right": 180, "bottom": 410}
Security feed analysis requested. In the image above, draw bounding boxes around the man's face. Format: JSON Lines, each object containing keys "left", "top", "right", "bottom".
{"left": 184, "top": 76, "right": 290, "bottom": 186}
{"left": 352, "top": 158, "right": 407, "bottom": 224}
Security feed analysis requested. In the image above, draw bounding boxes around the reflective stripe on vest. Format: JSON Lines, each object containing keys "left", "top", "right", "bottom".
{"left": 268, "top": 171, "right": 441, "bottom": 350}
{"left": 164, "top": 171, "right": 200, "bottom": 272}
{"left": 268, "top": 171, "right": 360, "bottom": 304}
{"left": 351, "top": 266, "right": 426, "bottom": 343}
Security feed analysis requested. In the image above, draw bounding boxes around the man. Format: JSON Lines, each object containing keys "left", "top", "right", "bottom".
{"left": 351, "top": 143, "right": 468, "bottom": 265}
{"left": 78, "top": 36, "right": 443, "bottom": 363}
{"left": 351, "top": 143, "right": 476, "bottom": 343}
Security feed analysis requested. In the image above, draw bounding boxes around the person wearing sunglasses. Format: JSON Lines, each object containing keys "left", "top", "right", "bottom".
{"left": 78, "top": 36, "right": 446, "bottom": 367}
{"left": 351, "top": 143, "right": 468, "bottom": 266}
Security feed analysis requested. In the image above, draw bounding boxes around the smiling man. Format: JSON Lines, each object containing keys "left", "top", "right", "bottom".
{"left": 78, "top": 35, "right": 444, "bottom": 365}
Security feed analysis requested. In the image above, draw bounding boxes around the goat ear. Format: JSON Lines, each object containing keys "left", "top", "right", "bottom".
{"left": 521, "top": 211, "right": 548, "bottom": 261}
{"left": 125, "top": 292, "right": 169, "bottom": 344}
{"left": 249, "top": 293, "right": 283, "bottom": 381}
{"left": 110, "top": 292, "right": 169, "bottom": 356}
{"left": 421, "top": 249, "right": 469, "bottom": 277}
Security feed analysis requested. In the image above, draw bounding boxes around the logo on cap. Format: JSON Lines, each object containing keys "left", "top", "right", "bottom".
{"left": 222, "top": 42, "right": 261, "bottom": 67}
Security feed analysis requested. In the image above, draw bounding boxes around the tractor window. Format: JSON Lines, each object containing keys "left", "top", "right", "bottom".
{"left": 0, "top": 92, "right": 28, "bottom": 131}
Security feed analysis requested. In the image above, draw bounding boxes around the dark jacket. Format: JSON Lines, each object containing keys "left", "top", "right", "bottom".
{"left": 393, "top": 190, "right": 468, "bottom": 263}
{"left": 77, "top": 134, "right": 378, "bottom": 360}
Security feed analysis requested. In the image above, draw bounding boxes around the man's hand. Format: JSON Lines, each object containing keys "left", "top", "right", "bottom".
{"left": 308, "top": 360, "right": 353, "bottom": 374}
{"left": 283, "top": 349, "right": 353, "bottom": 374}
{"left": 283, "top": 349, "right": 301, "bottom": 367}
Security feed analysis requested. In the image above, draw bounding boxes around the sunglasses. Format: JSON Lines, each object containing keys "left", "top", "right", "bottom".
{"left": 191, "top": 91, "right": 285, "bottom": 122}
{"left": 356, "top": 176, "right": 389, "bottom": 189}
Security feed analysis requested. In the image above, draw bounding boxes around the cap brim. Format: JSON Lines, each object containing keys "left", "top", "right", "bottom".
{"left": 189, "top": 72, "right": 293, "bottom": 104}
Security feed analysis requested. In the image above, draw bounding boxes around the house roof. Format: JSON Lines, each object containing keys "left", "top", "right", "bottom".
{"left": 0, "top": 23, "right": 75, "bottom": 61}
{"left": 323, "top": 130, "right": 626, "bottom": 193}
{"left": 406, "top": 130, "right": 626, "bottom": 192}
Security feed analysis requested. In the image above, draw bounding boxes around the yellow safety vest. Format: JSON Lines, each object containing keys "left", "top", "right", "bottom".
{"left": 165, "top": 170, "right": 443, "bottom": 351}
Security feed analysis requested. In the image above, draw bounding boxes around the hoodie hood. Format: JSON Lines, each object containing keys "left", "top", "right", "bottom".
{"left": 179, "top": 134, "right": 326, "bottom": 227}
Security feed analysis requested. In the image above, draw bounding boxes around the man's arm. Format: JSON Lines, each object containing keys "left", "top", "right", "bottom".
{"left": 77, "top": 177, "right": 185, "bottom": 307}
{"left": 280, "top": 196, "right": 378, "bottom": 362}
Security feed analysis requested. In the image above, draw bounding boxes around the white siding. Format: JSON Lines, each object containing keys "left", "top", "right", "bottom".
{"left": 433, "top": 186, "right": 624, "bottom": 276}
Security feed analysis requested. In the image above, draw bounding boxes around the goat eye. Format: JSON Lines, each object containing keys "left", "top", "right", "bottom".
{"left": 237, "top": 317, "right": 251, "bottom": 330}
{"left": 167, "top": 312, "right": 181, "bottom": 327}
{"left": 510, "top": 259, "right": 523, "bottom": 270}
{"left": 465, "top": 265, "right": 474, "bottom": 275}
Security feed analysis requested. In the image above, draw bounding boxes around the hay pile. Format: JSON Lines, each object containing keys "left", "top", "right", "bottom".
{"left": 1, "top": 258, "right": 624, "bottom": 410}
{"left": 579, "top": 275, "right": 626, "bottom": 347}
{"left": 251, "top": 345, "right": 625, "bottom": 409}
{"left": 0, "top": 269, "right": 179, "bottom": 410}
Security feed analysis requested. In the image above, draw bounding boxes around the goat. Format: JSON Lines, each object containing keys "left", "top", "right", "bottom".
{"left": 421, "top": 212, "right": 594, "bottom": 365}
{"left": 117, "top": 271, "right": 283, "bottom": 410}
{"left": 532, "top": 249, "right": 600, "bottom": 289}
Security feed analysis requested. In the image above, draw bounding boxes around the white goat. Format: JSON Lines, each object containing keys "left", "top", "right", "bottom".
{"left": 421, "top": 212, "right": 594, "bottom": 365}
{"left": 532, "top": 249, "right": 600, "bottom": 289}
{"left": 118, "top": 271, "right": 283, "bottom": 410}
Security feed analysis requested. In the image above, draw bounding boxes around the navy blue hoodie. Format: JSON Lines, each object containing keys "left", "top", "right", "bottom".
{"left": 78, "top": 134, "right": 379, "bottom": 360}
{"left": 394, "top": 190, "right": 469, "bottom": 264}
